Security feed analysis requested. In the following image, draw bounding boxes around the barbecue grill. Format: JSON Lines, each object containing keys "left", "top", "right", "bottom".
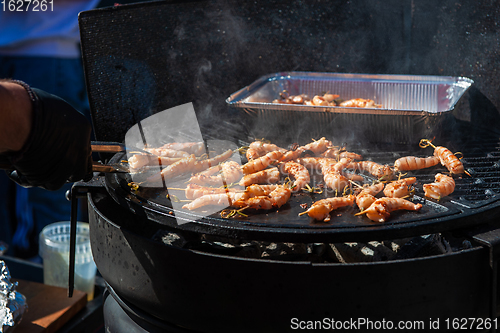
{"left": 72, "top": 0, "right": 500, "bottom": 332}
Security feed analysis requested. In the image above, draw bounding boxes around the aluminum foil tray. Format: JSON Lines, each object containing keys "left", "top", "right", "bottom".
{"left": 226, "top": 72, "right": 473, "bottom": 144}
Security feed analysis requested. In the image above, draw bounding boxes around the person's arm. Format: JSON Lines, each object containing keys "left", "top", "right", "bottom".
{"left": 0, "top": 81, "right": 33, "bottom": 153}
{"left": 0, "top": 80, "right": 92, "bottom": 190}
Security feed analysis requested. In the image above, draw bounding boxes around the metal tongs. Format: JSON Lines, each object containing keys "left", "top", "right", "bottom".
{"left": 90, "top": 141, "right": 132, "bottom": 173}
{"left": 0, "top": 141, "right": 134, "bottom": 173}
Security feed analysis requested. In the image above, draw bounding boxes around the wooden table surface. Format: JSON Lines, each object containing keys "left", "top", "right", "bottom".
{"left": 13, "top": 279, "right": 87, "bottom": 333}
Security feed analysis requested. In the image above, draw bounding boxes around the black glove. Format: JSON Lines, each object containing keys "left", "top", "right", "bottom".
{"left": 5, "top": 86, "right": 92, "bottom": 191}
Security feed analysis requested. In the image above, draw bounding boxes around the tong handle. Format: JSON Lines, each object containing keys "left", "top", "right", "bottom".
{"left": 91, "top": 141, "right": 126, "bottom": 153}
{"left": 0, "top": 141, "right": 128, "bottom": 172}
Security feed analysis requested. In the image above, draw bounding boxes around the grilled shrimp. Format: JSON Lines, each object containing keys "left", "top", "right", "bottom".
{"left": 434, "top": 146, "right": 465, "bottom": 175}
{"left": 419, "top": 139, "right": 466, "bottom": 175}
{"left": 383, "top": 177, "right": 417, "bottom": 198}
{"left": 147, "top": 149, "right": 233, "bottom": 183}
{"left": 233, "top": 185, "right": 292, "bottom": 210}
{"left": 323, "top": 172, "right": 350, "bottom": 193}
{"left": 184, "top": 184, "right": 276, "bottom": 200}
{"left": 302, "top": 195, "right": 355, "bottom": 222}
{"left": 128, "top": 154, "right": 182, "bottom": 171}
{"left": 246, "top": 141, "right": 287, "bottom": 160}
{"left": 339, "top": 98, "right": 378, "bottom": 108}
{"left": 246, "top": 148, "right": 262, "bottom": 160}
{"left": 189, "top": 161, "right": 242, "bottom": 186}
{"left": 394, "top": 156, "right": 439, "bottom": 172}
{"left": 239, "top": 167, "right": 280, "bottom": 187}
{"left": 159, "top": 142, "right": 205, "bottom": 156}
{"left": 185, "top": 184, "right": 242, "bottom": 200}
{"left": 322, "top": 148, "right": 363, "bottom": 160}
{"left": 322, "top": 158, "right": 352, "bottom": 174}
{"left": 296, "top": 157, "right": 348, "bottom": 174}
{"left": 182, "top": 191, "right": 249, "bottom": 210}
{"left": 296, "top": 157, "right": 351, "bottom": 192}
{"left": 241, "top": 151, "right": 283, "bottom": 175}
{"left": 147, "top": 154, "right": 197, "bottom": 182}
{"left": 191, "top": 149, "right": 234, "bottom": 173}
{"left": 281, "top": 137, "right": 332, "bottom": 161}
{"left": 312, "top": 95, "right": 329, "bottom": 106}
{"left": 302, "top": 137, "right": 333, "bottom": 154}
{"left": 323, "top": 93, "right": 340, "bottom": 103}
{"left": 346, "top": 173, "right": 364, "bottom": 182}
{"left": 282, "top": 161, "right": 310, "bottom": 192}
{"left": 249, "top": 141, "right": 287, "bottom": 154}
{"left": 144, "top": 147, "right": 190, "bottom": 158}
{"left": 360, "top": 197, "right": 422, "bottom": 223}
{"left": 348, "top": 160, "right": 394, "bottom": 180}
{"left": 273, "top": 91, "right": 339, "bottom": 106}
{"left": 244, "top": 184, "right": 279, "bottom": 197}
{"left": 423, "top": 173, "right": 455, "bottom": 200}
{"left": 321, "top": 158, "right": 352, "bottom": 192}
{"left": 296, "top": 157, "right": 325, "bottom": 171}
{"left": 355, "top": 183, "right": 385, "bottom": 211}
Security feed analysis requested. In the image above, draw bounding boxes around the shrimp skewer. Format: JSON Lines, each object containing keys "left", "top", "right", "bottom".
{"left": 147, "top": 154, "right": 197, "bottom": 182}
{"left": 321, "top": 158, "right": 352, "bottom": 175}
{"left": 394, "top": 156, "right": 439, "bottom": 172}
{"left": 147, "top": 149, "right": 233, "bottom": 183}
{"left": 144, "top": 147, "right": 190, "bottom": 158}
{"left": 239, "top": 167, "right": 280, "bottom": 187}
{"left": 281, "top": 137, "right": 332, "bottom": 162}
{"left": 246, "top": 140, "right": 287, "bottom": 160}
{"left": 355, "top": 183, "right": 385, "bottom": 211}
{"left": 419, "top": 139, "right": 467, "bottom": 175}
{"left": 191, "top": 149, "right": 234, "bottom": 173}
{"left": 383, "top": 177, "right": 417, "bottom": 198}
{"left": 244, "top": 184, "right": 279, "bottom": 197}
{"left": 128, "top": 154, "right": 182, "bottom": 171}
{"left": 185, "top": 184, "right": 242, "bottom": 200}
{"left": 241, "top": 151, "right": 283, "bottom": 175}
{"left": 423, "top": 173, "right": 455, "bottom": 200}
{"left": 321, "top": 159, "right": 352, "bottom": 192}
{"left": 189, "top": 161, "right": 242, "bottom": 186}
{"left": 184, "top": 184, "right": 278, "bottom": 200}
{"left": 300, "top": 195, "right": 355, "bottom": 222}
{"left": 322, "top": 147, "right": 363, "bottom": 161}
{"left": 182, "top": 191, "right": 249, "bottom": 210}
{"left": 357, "top": 197, "right": 422, "bottom": 223}
{"left": 246, "top": 148, "right": 262, "bottom": 161}
{"left": 158, "top": 142, "right": 205, "bottom": 156}
{"left": 347, "top": 160, "right": 394, "bottom": 180}
{"left": 282, "top": 161, "right": 310, "bottom": 192}
{"left": 297, "top": 157, "right": 352, "bottom": 192}
{"left": 233, "top": 185, "right": 292, "bottom": 210}
{"left": 323, "top": 172, "right": 350, "bottom": 193}
{"left": 296, "top": 157, "right": 325, "bottom": 171}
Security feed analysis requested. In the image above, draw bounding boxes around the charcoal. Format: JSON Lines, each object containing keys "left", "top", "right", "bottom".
{"left": 153, "top": 228, "right": 471, "bottom": 263}
{"left": 394, "top": 234, "right": 451, "bottom": 260}
{"left": 329, "top": 241, "right": 398, "bottom": 263}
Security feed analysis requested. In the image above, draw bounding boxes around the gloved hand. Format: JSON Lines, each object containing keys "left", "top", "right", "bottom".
{"left": 5, "top": 86, "right": 93, "bottom": 190}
